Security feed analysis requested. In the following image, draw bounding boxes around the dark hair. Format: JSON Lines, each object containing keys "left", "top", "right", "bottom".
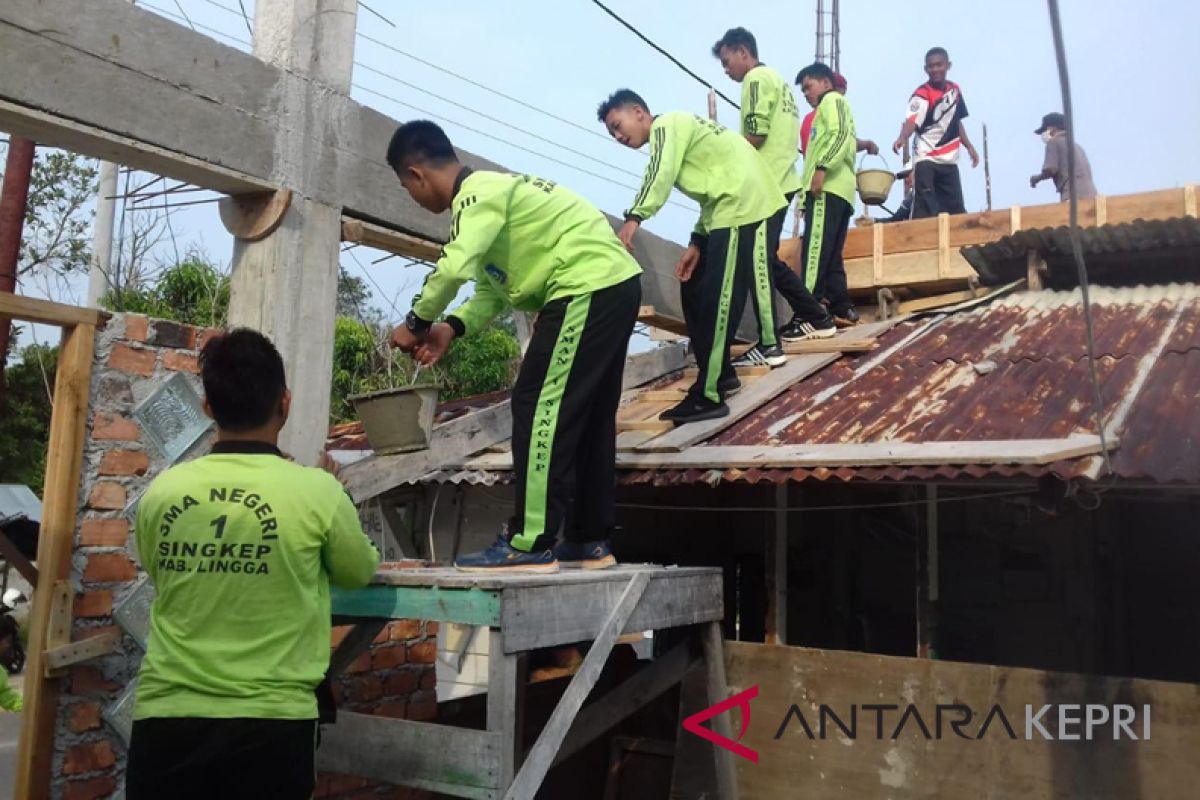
{"left": 711, "top": 27, "right": 758, "bottom": 59}
{"left": 795, "top": 62, "right": 835, "bottom": 86}
{"left": 386, "top": 120, "right": 458, "bottom": 171}
{"left": 925, "top": 47, "right": 949, "bottom": 61}
{"left": 200, "top": 328, "right": 287, "bottom": 432}
{"left": 596, "top": 89, "right": 650, "bottom": 123}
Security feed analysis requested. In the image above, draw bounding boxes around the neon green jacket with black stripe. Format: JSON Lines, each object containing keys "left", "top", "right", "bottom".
{"left": 412, "top": 170, "right": 641, "bottom": 335}
{"left": 741, "top": 65, "right": 803, "bottom": 197}
{"left": 801, "top": 90, "right": 858, "bottom": 205}
{"left": 626, "top": 112, "right": 786, "bottom": 236}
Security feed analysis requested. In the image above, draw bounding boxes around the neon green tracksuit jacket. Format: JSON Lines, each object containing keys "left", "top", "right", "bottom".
{"left": 740, "top": 65, "right": 803, "bottom": 197}
{"left": 801, "top": 90, "right": 858, "bottom": 206}
{"left": 134, "top": 446, "right": 380, "bottom": 720}
{"left": 412, "top": 169, "right": 642, "bottom": 334}
{"left": 626, "top": 111, "right": 786, "bottom": 236}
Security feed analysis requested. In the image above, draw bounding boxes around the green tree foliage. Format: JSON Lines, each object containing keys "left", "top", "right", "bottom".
{"left": 107, "top": 253, "right": 231, "bottom": 327}
{"left": 0, "top": 343, "right": 58, "bottom": 489}
{"left": 437, "top": 326, "right": 521, "bottom": 402}
{"left": 0, "top": 147, "right": 98, "bottom": 281}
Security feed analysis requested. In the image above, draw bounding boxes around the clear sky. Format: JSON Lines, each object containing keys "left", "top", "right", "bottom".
{"left": 12, "top": 0, "right": 1200, "bottom": 336}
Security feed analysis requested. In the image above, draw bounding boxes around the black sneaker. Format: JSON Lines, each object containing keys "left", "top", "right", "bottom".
{"left": 718, "top": 375, "right": 742, "bottom": 397}
{"left": 731, "top": 343, "right": 787, "bottom": 368}
{"left": 659, "top": 395, "right": 730, "bottom": 425}
{"left": 780, "top": 316, "right": 837, "bottom": 342}
{"left": 832, "top": 305, "right": 861, "bottom": 327}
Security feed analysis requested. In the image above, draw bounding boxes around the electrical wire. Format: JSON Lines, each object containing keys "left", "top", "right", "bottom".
{"left": 142, "top": 1, "right": 251, "bottom": 45}
{"left": 588, "top": 0, "right": 739, "bottom": 110}
{"left": 1045, "top": 0, "right": 1113, "bottom": 482}
{"left": 344, "top": 246, "right": 405, "bottom": 322}
{"left": 356, "top": 1, "right": 396, "bottom": 28}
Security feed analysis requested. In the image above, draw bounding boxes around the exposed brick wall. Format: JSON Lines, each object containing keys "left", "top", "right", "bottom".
{"left": 49, "top": 313, "right": 436, "bottom": 799}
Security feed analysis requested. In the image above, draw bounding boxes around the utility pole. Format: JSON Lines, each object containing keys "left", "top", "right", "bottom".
{"left": 86, "top": 160, "right": 118, "bottom": 307}
{"left": 814, "top": 0, "right": 841, "bottom": 72}
{"left": 0, "top": 136, "right": 36, "bottom": 401}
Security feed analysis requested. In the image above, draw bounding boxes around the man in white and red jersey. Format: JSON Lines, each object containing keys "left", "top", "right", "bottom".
{"left": 891, "top": 47, "right": 979, "bottom": 218}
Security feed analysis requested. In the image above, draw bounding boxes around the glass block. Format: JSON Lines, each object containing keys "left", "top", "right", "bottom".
{"left": 114, "top": 576, "right": 156, "bottom": 652}
{"left": 133, "top": 373, "right": 212, "bottom": 463}
{"left": 103, "top": 679, "right": 138, "bottom": 745}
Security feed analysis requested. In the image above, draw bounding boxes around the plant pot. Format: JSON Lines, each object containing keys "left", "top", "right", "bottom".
{"left": 350, "top": 385, "right": 441, "bottom": 455}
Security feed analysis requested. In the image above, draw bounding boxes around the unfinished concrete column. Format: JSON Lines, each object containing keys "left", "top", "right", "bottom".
{"left": 227, "top": 0, "right": 357, "bottom": 463}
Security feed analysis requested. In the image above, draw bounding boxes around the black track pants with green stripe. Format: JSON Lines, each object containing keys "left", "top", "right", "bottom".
{"left": 683, "top": 217, "right": 772, "bottom": 404}
{"left": 769, "top": 194, "right": 831, "bottom": 324}
{"left": 508, "top": 275, "right": 641, "bottom": 553}
{"left": 800, "top": 191, "right": 854, "bottom": 313}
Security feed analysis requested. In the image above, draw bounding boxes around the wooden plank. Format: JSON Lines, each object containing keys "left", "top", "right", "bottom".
{"left": 1094, "top": 194, "right": 1108, "bottom": 226}
{"left": 703, "top": 622, "right": 739, "bottom": 800}
{"left": 328, "top": 619, "right": 388, "bottom": 678}
{"left": 620, "top": 343, "right": 688, "bottom": 391}
{"left": 0, "top": 291, "right": 105, "bottom": 327}
{"left": 937, "top": 213, "right": 951, "bottom": 278}
{"left": 341, "top": 218, "right": 444, "bottom": 261}
{"left": 504, "top": 573, "right": 651, "bottom": 800}
{"left": 488, "top": 628, "right": 525, "bottom": 793}
{"left": 465, "top": 434, "right": 1114, "bottom": 472}
{"left": 682, "top": 364, "right": 771, "bottom": 380}
{"left": 618, "top": 417, "right": 673, "bottom": 434}
{"left": 16, "top": 321, "right": 95, "bottom": 800}
{"left": 0, "top": 530, "right": 37, "bottom": 586}
{"left": 615, "top": 429, "right": 661, "bottom": 450}
{"left": 501, "top": 572, "right": 723, "bottom": 652}
{"left": 781, "top": 336, "right": 876, "bottom": 354}
{"left": 639, "top": 388, "right": 688, "bottom": 402}
{"left": 1185, "top": 184, "right": 1197, "bottom": 218}
{"left": 894, "top": 287, "right": 982, "bottom": 315}
{"left": 317, "top": 712, "right": 501, "bottom": 798}
{"left": 552, "top": 640, "right": 697, "bottom": 767}
{"left": 641, "top": 353, "right": 840, "bottom": 453}
{"left": 330, "top": 584, "right": 502, "bottom": 626}
{"left": 765, "top": 483, "right": 787, "bottom": 646}
{"left": 872, "top": 223, "right": 884, "bottom": 285}
{"left": 367, "top": 564, "right": 720, "bottom": 591}
{"left": 638, "top": 305, "right": 690, "bottom": 338}
{"left": 727, "top": 642, "right": 1200, "bottom": 799}
{"left": 844, "top": 250, "right": 978, "bottom": 293}
{"left": 1106, "top": 187, "right": 1185, "bottom": 226}
{"left": 43, "top": 632, "right": 118, "bottom": 674}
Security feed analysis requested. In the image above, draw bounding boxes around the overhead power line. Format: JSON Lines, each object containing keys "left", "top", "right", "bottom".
{"left": 588, "top": 0, "right": 739, "bottom": 110}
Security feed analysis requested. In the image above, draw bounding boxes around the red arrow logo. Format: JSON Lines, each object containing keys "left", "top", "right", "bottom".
{"left": 682, "top": 685, "right": 760, "bottom": 764}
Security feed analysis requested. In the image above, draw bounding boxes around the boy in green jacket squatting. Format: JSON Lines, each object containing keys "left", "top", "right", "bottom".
{"left": 387, "top": 121, "right": 642, "bottom": 573}
{"left": 126, "top": 329, "right": 381, "bottom": 800}
{"left": 598, "top": 90, "right": 834, "bottom": 425}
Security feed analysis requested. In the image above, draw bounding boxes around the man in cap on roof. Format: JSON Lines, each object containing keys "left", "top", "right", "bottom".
{"left": 1030, "top": 112, "right": 1097, "bottom": 203}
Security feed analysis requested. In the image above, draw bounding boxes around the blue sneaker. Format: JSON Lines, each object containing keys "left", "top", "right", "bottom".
{"left": 455, "top": 535, "right": 559, "bottom": 573}
{"left": 553, "top": 540, "right": 617, "bottom": 570}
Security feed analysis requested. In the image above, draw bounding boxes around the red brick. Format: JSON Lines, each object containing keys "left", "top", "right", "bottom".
{"left": 79, "top": 519, "right": 129, "bottom": 547}
{"left": 373, "top": 626, "right": 392, "bottom": 645}
{"left": 331, "top": 625, "right": 353, "bottom": 649}
{"left": 425, "top": 621, "right": 439, "bottom": 636}
{"left": 347, "top": 675, "right": 383, "bottom": 704}
{"left": 92, "top": 413, "right": 140, "bottom": 441}
{"left": 407, "top": 641, "right": 436, "bottom": 664}
{"left": 87, "top": 482, "right": 127, "bottom": 511}
{"left": 108, "top": 343, "right": 155, "bottom": 376}
{"left": 375, "top": 698, "right": 407, "bottom": 719}
{"left": 419, "top": 669, "right": 436, "bottom": 691}
{"left": 84, "top": 553, "right": 137, "bottom": 583}
{"left": 63, "top": 740, "right": 116, "bottom": 775}
{"left": 383, "top": 670, "right": 418, "bottom": 697}
{"left": 73, "top": 591, "right": 113, "bottom": 619}
{"left": 406, "top": 690, "right": 437, "bottom": 722}
{"left": 70, "top": 666, "right": 119, "bottom": 695}
{"left": 344, "top": 650, "right": 372, "bottom": 675}
{"left": 162, "top": 350, "right": 200, "bottom": 374}
{"left": 124, "top": 315, "right": 149, "bottom": 343}
{"left": 195, "top": 327, "right": 223, "bottom": 352}
{"left": 98, "top": 449, "right": 150, "bottom": 477}
{"left": 313, "top": 776, "right": 334, "bottom": 799}
{"left": 68, "top": 702, "right": 103, "bottom": 733}
{"left": 388, "top": 619, "right": 422, "bottom": 642}
{"left": 63, "top": 775, "right": 118, "bottom": 800}
{"left": 372, "top": 645, "right": 406, "bottom": 670}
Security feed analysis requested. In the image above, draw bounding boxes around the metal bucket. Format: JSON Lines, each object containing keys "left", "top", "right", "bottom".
{"left": 350, "top": 385, "right": 441, "bottom": 455}
{"left": 856, "top": 153, "right": 896, "bottom": 206}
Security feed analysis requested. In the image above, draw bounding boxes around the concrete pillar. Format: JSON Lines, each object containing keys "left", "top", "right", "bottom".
{"left": 227, "top": 0, "right": 357, "bottom": 463}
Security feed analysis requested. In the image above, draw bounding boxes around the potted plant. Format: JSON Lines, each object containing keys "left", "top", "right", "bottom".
{"left": 346, "top": 323, "right": 442, "bottom": 455}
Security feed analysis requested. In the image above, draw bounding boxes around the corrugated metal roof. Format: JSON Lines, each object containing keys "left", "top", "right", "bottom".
{"left": 629, "top": 283, "right": 1200, "bottom": 486}
{"left": 964, "top": 217, "right": 1200, "bottom": 287}
{"left": 0, "top": 484, "right": 41, "bottom": 525}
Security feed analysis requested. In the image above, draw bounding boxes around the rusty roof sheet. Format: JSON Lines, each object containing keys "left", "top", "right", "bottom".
{"left": 630, "top": 283, "right": 1200, "bottom": 486}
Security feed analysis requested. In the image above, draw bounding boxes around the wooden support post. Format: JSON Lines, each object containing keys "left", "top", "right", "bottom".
{"left": 936, "top": 212, "right": 950, "bottom": 278}
{"left": 0, "top": 529, "right": 38, "bottom": 586}
{"left": 1185, "top": 185, "right": 1197, "bottom": 218}
{"left": 15, "top": 319, "right": 96, "bottom": 800}
{"left": 488, "top": 628, "right": 527, "bottom": 791}
{"left": 1010, "top": 204, "right": 1022, "bottom": 233}
{"left": 504, "top": 573, "right": 651, "bottom": 800}
{"left": 916, "top": 485, "right": 939, "bottom": 659}
{"left": 329, "top": 619, "right": 388, "bottom": 677}
{"left": 703, "top": 621, "right": 739, "bottom": 800}
{"left": 1094, "top": 194, "right": 1107, "bottom": 226}
{"left": 1026, "top": 250, "right": 1046, "bottom": 291}
{"left": 764, "top": 484, "right": 787, "bottom": 645}
{"left": 872, "top": 222, "right": 885, "bottom": 286}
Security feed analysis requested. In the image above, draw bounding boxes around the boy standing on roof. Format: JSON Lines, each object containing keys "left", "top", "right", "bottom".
{"left": 599, "top": 90, "right": 835, "bottom": 423}
{"left": 891, "top": 46, "right": 980, "bottom": 218}
{"left": 387, "top": 121, "right": 641, "bottom": 573}
{"left": 126, "top": 329, "right": 380, "bottom": 800}
{"left": 794, "top": 62, "right": 862, "bottom": 326}
{"left": 710, "top": 27, "right": 839, "bottom": 350}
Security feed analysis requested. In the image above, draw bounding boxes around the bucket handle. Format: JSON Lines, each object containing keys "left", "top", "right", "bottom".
{"left": 857, "top": 151, "right": 892, "bottom": 172}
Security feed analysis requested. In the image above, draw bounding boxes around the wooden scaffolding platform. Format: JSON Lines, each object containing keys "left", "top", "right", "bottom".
{"left": 319, "top": 564, "right": 736, "bottom": 800}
